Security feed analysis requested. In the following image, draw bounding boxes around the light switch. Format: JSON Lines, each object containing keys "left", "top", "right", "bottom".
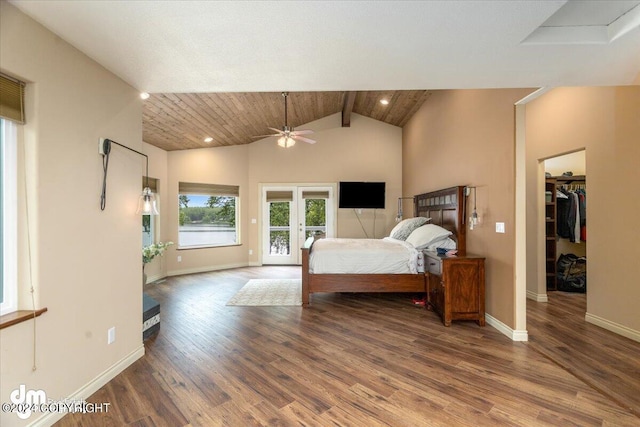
{"left": 496, "top": 222, "right": 505, "bottom": 233}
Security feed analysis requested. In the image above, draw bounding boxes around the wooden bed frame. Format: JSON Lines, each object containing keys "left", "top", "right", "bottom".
{"left": 300, "top": 186, "right": 467, "bottom": 306}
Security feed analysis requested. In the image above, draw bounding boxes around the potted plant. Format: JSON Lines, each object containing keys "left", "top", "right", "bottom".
{"left": 142, "top": 241, "right": 173, "bottom": 284}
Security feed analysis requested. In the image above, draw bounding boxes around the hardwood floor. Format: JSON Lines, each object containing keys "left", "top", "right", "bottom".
{"left": 526, "top": 291, "right": 640, "bottom": 419}
{"left": 55, "top": 267, "right": 639, "bottom": 426}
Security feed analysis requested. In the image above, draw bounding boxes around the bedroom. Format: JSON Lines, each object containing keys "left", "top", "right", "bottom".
{"left": 1, "top": 1, "right": 639, "bottom": 425}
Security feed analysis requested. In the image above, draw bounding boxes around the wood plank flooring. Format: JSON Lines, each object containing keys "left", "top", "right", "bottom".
{"left": 526, "top": 291, "right": 640, "bottom": 419}
{"left": 55, "top": 267, "right": 639, "bottom": 426}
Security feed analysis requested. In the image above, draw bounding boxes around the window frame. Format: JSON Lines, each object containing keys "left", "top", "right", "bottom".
{"left": 1, "top": 118, "right": 18, "bottom": 316}
{"left": 177, "top": 182, "right": 240, "bottom": 249}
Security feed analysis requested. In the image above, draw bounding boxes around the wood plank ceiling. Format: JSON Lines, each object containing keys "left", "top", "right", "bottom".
{"left": 142, "top": 91, "right": 431, "bottom": 151}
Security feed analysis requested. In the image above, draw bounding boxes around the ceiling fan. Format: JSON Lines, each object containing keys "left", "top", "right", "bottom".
{"left": 255, "top": 92, "right": 316, "bottom": 148}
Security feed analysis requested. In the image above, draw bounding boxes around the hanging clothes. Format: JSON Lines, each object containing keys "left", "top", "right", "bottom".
{"left": 578, "top": 189, "right": 586, "bottom": 241}
{"left": 557, "top": 188, "right": 571, "bottom": 239}
{"left": 556, "top": 184, "right": 586, "bottom": 242}
{"left": 572, "top": 192, "right": 580, "bottom": 243}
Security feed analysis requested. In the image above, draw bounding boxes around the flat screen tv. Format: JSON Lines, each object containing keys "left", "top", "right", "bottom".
{"left": 339, "top": 181, "right": 385, "bottom": 209}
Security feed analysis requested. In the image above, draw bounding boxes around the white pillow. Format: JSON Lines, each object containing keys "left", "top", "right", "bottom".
{"left": 405, "top": 224, "right": 453, "bottom": 249}
{"left": 389, "top": 217, "right": 430, "bottom": 241}
{"left": 424, "top": 237, "right": 457, "bottom": 252}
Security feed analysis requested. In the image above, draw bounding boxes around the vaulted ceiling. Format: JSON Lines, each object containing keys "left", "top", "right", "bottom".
{"left": 143, "top": 91, "right": 431, "bottom": 151}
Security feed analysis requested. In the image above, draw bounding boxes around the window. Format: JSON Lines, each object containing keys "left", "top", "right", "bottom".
{"left": 178, "top": 182, "right": 239, "bottom": 248}
{"left": 1, "top": 118, "right": 17, "bottom": 315}
{"left": 142, "top": 177, "right": 158, "bottom": 248}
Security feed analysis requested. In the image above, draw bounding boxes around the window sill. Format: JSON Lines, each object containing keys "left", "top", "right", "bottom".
{"left": 177, "top": 243, "right": 242, "bottom": 251}
{"left": 0, "top": 308, "right": 48, "bottom": 330}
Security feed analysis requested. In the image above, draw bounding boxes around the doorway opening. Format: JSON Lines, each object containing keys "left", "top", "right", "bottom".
{"left": 543, "top": 150, "right": 587, "bottom": 298}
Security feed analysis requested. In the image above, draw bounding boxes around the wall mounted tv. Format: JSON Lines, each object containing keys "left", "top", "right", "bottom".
{"left": 339, "top": 181, "right": 385, "bottom": 209}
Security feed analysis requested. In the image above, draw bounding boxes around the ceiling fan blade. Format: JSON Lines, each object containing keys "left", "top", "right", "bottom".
{"left": 267, "top": 127, "right": 285, "bottom": 134}
{"left": 294, "top": 135, "right": 316, "bottom": 144}
{"left": 252, "top": 134, "right": 281, "bottom": 138}
{"left": 289, "top": 129, "right": 314, "bottom": 136}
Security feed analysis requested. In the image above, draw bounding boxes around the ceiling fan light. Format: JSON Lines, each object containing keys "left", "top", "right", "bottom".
{"left": 277, "top": 136, "right": 296, "bottom": 148}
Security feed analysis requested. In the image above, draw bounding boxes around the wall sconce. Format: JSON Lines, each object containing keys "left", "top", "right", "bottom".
{"left": 396, "top": 197, "right": 416, "bottom": 222}
{"left": 465, "top": 186, "right": 479, "bottom": 230}
{"left": 99, "top": 138, "right": 159, "bottom": 215}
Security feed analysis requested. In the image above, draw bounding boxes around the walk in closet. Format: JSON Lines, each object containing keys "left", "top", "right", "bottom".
{"left": 546, "top": 174, "right": 587, "bottom": 292}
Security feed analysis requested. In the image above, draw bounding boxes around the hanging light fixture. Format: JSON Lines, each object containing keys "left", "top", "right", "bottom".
{"left": 396, "top": 197, "right": 416, "bottom": 222}
{"left": 137, "top": 186, "right": 159, "bottom": 215}
{"left": 277, "top": 135, "right": 296, "bottom": 148}
{"left": 465, "top": 186, "right": 479, "bottom": 230}
{"left": 99, "top": 138, "right": 160, "bottom": 215}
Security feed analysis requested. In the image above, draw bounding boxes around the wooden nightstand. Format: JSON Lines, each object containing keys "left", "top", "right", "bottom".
{"left": 424, "top": 251, "right": 485, "bottom": 326}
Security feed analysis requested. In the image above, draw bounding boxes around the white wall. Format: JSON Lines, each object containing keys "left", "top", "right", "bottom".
{"left": 1, "top": 3, "right": 144, "bottom": 425}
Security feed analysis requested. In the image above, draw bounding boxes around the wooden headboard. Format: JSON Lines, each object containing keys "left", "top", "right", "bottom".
{"left": 414, "top": 186, "right": 467, "bottom": 254}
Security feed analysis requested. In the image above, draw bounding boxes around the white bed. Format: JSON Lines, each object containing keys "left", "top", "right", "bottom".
{"left": 309, "top": 237, "right": 423, "bottom": 274}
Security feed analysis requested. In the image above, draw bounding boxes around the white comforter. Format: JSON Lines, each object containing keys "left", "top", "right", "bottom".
{"left": 309, "top": 237, "right": 420, "bottom": 274}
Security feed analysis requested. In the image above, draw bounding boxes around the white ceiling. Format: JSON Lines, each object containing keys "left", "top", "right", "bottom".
{"left": 10, "top": 0, "right": 640, "bottom": 92}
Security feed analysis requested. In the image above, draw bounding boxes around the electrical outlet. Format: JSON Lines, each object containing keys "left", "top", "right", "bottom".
{"left": 107, "top": 327, "right": 116, "bottom": 344}
{"left": 249, "top": 249, "right": 253, "bottom": 255}
{"left": 177, "top": 255, "right": 182, "bottom": 262}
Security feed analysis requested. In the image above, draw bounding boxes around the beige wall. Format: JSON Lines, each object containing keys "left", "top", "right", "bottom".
{"left": 544, "top": 150, "right": 586, "bottom": 177}
{"left": 247, "top": 112, "right": 403, "bottom": 263}
{"left": 149, "top": 112, "right": 403, "bottom": 273}
{"left": 165, "top": 144, "right": 250, "bottom": 275}
{"left": 525, "top": 86, "right": 640, "bottom": 333}
{"left": 1, "top": 3, "right": 144, "bottom": 426}
{"left": 403, "top": 89, "right": 534, "bottom": 328}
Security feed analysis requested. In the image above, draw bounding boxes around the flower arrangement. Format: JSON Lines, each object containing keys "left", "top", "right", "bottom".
{"left": 143, "top": 241, "right": 174, "bottom": 264}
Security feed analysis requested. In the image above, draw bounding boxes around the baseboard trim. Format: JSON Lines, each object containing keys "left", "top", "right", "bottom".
{"left": 29, "top": 345, "right": 145, "bottom": 427}
{"left": 526, "top": 290, "right": 549, "bottom": 303}
{"left": 486, "top": 313, "right": 528, "bottom": 342}
{"left": 168, "top": 262, "right": 249, "bottom": 277}
{"left": 585, "top": 312, "right": 640, "bottom": 343}
{"left": 146, "top": 273, "right": 164, "bottom": 284}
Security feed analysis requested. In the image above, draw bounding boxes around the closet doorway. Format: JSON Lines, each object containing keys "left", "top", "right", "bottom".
{"left": 543, "top": 150, "right": 587, "bottom": 296}
{"left": 261, "top": 184, "right": 336, "bottom": 265}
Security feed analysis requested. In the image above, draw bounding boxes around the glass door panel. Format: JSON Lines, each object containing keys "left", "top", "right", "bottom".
{"left": 262, "top": 188, "right": 296, "bottom": 265}
{"left": 269, "top": 202, "right": 290, "bottom": 256}
{"left": 297, "top": 187, "right": 334, "bottom": 255}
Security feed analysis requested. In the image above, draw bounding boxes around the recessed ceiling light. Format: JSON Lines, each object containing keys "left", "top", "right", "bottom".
{"left": 380, "top": 99, "right": 389, "bottom": 105}
{"left": 140, "top": 92, "right": 150, "bottom": 100}
{"left": 204, "top": 137, "right": 213, "bottom": 143}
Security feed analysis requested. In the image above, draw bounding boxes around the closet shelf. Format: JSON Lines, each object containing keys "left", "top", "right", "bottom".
{"left": 553, "top": 175, "right": 586, "bottom": 184}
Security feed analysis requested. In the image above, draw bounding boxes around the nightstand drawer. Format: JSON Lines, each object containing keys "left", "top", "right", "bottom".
{"left": 424, "top": 252, "right": 442, "bottom": 275}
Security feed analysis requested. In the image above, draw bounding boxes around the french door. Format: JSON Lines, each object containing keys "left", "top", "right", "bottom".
{"left": 262, "top": 185, "right": 335, "bottom": 265}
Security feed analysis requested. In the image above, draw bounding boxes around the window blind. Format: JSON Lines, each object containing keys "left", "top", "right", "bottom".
{"left": 0, "top": 74, "right": 25, "bottom": 124}
{"left": 266, "top": 191, "right": 293, "bottom": 202}
{"left": 301, "top": 191, "right": 329, "bottom": 199}
{"left": 178, "top": 182, "right": 239, "bottom": 196}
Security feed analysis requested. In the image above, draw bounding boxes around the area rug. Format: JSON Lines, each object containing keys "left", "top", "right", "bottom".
{"left": 226, "top": 279, "right": 302, "bottom": 306}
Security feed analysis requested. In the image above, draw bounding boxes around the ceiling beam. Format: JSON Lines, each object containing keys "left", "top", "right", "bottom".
{"left": 341, "top": 91, "right": 357, "bottom": 127}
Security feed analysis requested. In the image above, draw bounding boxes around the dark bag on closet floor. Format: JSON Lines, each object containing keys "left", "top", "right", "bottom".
{"left": 557, "top": 253, "right": 587, "bottom": 293}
